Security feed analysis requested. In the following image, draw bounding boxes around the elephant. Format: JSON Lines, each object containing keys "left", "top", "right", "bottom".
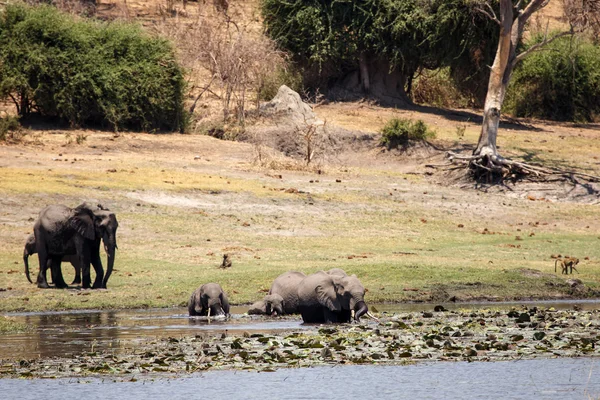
{"left": 297, "top": 271, "right": 369, "bottom": 323}
{"left": 326, "top": 268, "right": 348, "bottom": 277}
{"left": 188, "top": 283, "right": 230, "bottom": 317}
{"left": 23, "top": 233, "right": 81, "bottom": 285}
{"left": 33, "top": 203, "right": 118, "bottom": 289}
{"left": 248, "top": 293, "right": 284, "bottom": 316}
{"left": 268, "top": 271, "right": 306, "bottom": 315}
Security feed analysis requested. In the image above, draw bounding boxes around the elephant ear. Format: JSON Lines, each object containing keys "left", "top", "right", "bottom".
{"left": 70, "top": 205, "right": 96, "bottom": 240}
{"left": 316, "top": 282, "right": 341, "bottom": 312}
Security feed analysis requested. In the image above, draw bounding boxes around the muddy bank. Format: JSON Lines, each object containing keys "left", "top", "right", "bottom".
{"left": 1, "top": 306, "right": 598, "bottom": 379}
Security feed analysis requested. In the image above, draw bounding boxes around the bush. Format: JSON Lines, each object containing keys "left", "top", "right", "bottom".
{"left": 411, "top": 67, "right": 470, "bottom": 108}
{"left": 0, "top": 4, "right": 188, "bottom": 132}
{"left": 505, "top": 35, "right": 600, "bottom": 122}
{"left": 380, "top": 118, "right": 436, "bottom": 149}
{"left": 0, "top": 115, "right": 22, "bottom": 142}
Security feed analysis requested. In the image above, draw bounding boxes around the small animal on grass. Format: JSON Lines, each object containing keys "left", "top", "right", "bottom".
{"left": 555, "top": 257, "right": 580, "bottom": 275}
{"left": 188, "top": 282, "right": 230, "bottom": 317}
{"left": 219, "top": 254, "right": 232, "bottom": 269}
{"left": 248, "top": 293, "right": 284, "bottom": 316}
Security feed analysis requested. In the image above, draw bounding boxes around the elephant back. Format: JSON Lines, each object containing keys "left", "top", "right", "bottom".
{"left": 269, "top": 271, "right": 306, "bottom": 314}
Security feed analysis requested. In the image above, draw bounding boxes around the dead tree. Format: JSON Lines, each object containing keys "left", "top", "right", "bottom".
{"left": 448, "top": 0, "right": 600, "bottom": 183}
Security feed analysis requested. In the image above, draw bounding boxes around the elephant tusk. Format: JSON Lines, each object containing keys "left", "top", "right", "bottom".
{"left": 366, "top": 311, "right": 382, "bottom": 324}
{"left": 207, "top": 307, "right": 211, "bottom": 319}
{"left": 351, "top": 310, "right": 355, "bottom": 320}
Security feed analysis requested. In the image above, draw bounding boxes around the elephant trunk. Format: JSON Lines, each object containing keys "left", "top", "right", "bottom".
{"left": 102, "top": 234, "right": 117, "bottom": 289}
{"left": 353, "top": 301, "right": 368, "bottom": 322}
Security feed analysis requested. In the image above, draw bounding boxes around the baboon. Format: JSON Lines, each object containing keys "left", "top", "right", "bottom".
{"left": 219, "top": 253, "right": 232, "bottom": 269}
{"left": 555, "top": 257, "right": 580, "bottom": 274}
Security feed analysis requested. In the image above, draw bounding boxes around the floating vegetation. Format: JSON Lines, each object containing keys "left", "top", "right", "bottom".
{"left": 1, "top": 307, "right": 599, "bottom": 379}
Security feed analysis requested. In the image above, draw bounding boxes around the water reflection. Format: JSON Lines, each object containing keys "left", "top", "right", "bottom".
{"left": 1, "top": 299, "right": 599, "bottom": 360}
{"left": 0, "top": 307, "right": 306, "bottom": 359}
{"left": 1, "top": 358, "right": 599, "bottom": 399}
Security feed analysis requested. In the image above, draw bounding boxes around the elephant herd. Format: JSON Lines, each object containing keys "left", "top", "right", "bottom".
{"left": 23, "top": 203, "right": 119, "bottom": 289}
{"left": 23, "top": 202, "right": 371, "bottom": 324}
{"left": 189, "top": 268, "right": 373, "bottom": 324}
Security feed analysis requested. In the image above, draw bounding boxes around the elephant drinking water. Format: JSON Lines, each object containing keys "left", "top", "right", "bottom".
{"left": 297, "top": 271, "right": 369, "bottom": 323}
{"left": 188, "top": 283, "right": 230, "bottom": 317}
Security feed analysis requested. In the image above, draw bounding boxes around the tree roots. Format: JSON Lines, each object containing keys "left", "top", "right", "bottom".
{"left": 445, "top": 151, "right": 600, "bottom": 185}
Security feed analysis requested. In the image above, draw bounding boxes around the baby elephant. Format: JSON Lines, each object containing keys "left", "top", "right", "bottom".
{"left": 188, "top": 283, "right": 230, "bottom": 317}
{"left": 248, "top": 294, "right": 284, "bottom": 316}
{"left": 23, "top": 233, "right": 80, "bottom": 285}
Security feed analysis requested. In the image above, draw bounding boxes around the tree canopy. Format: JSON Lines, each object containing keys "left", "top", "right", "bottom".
{"left": 0, "top": 3, "right": 187, "bottom": 132}
{"left": 261, "top": 0, "right": 498, "bottom": 102}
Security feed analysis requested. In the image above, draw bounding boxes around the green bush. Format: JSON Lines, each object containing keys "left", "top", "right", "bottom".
{"left": 0, "top": 115, "right": 21, "bottom": 142}
{"left": 505, "top": 36, "right": 600, "bottom": 122}
{"left": 0, "top": 4, "right": 188, "bottom": 132}
{"left": 380, "top": 118, "right": 436, "bottom": 149}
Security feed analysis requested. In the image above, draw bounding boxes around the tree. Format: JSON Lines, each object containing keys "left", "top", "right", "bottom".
{"left": 261, "top": 0, "right": 498, "bottom": 105}
{"left": 453, "top": 0, "right": 600, "bottom": 181}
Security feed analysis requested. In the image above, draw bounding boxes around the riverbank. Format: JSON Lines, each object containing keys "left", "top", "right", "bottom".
{"left": 1, "top": 111, "right": 600, "bottom": 313}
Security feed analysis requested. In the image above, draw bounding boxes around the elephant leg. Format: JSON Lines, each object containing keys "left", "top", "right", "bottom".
{"left": 70, "top": 258, "right": 81, "bottom": 285}
{"left": 300, "top": 306, "right": 326, "bottom": 323}
{"left": 51, "top": 256, "right": 68, "bottom": 289}
{"left": 36, "top": 248, "right": 51, "bottom": 289}
{"left": 323, "top": 308, "right": 341, "bottom": 324}
{"left": 79, "top": 250, "right": 93, "bottom": 289}
{"left": 336, "top": 309, "right": 352, "bottom": 323}
{"left": 90, "top": 249, "right": 104, "bottom": 289}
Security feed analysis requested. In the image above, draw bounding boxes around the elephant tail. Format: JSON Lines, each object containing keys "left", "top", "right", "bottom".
{"left": 24, "top": 250, "right": 33, "bottom": 284}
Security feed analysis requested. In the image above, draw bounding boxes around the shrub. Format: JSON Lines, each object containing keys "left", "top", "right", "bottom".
{"left": 0, "top": 4, "right": 188, "bottom": 132}
{"left": 411, "top": 67, "right": 470, "bottom": 108}
{"left": 0, "top": 115, "right": 22, "bottom": 142}
{"left": 505, "top": 35, "right": 600, "bottom": 122}
{"left": 380, "top": 118, "right": 436, "bottom": 149}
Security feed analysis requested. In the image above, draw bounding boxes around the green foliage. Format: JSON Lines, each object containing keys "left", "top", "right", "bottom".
{"left": 261, "top": 0, "right": 497, "bottom": 99}
{"left": 0, "top": 115, "right": 21, "bottom": 141}
{"left": 0, "top": 3, "right": 188, "bottom": 132}
{"left": 505, "top": 35, "right": 600, "bottom": 122}
{"left": 380, "top": 118, "right": 436, "bottom": 149}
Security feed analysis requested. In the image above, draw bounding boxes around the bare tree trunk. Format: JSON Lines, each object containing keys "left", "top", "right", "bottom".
{"left": 473, "top": 0, "right": 513, "bottom": 160}
{"left": 473, "top": 0, "right": 549, "bottom": 167}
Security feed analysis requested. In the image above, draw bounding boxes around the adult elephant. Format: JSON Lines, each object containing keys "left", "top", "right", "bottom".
{"left": 268, "top": 270, "right": 306, "bottom": 315}
{"left": 33, "top": 203, "right": 118, "bottom": 289}
{"left": 297, "top": 271, "right": 369, "bottom": 323}
{"left": 23, "top": 233, "right": 80, "bottom": 284}
{"left": 188, "top": 283, "right": 230, "bottom": 317}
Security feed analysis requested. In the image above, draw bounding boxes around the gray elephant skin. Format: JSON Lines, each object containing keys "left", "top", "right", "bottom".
{"left": 188, "top": 283, "right": 230, "bottom": 317}
{"left": 268, "top": 271, "right": 306, "bottom": 315}
{"left": 33, "top": 203, "right": 118, "bottom": 289}
{"left": 248, "top": 293, "right": 284, "bottom": 316}
{"left": 297, "top": 271, "right": 369, "bottom": 323}
{"left": 23, "top": 233, "right": 80, "bottom": 285}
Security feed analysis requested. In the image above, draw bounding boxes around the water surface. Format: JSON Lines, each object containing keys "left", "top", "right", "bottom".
{"left": 1, "top": 358, "right": 599, "bottom": 399}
